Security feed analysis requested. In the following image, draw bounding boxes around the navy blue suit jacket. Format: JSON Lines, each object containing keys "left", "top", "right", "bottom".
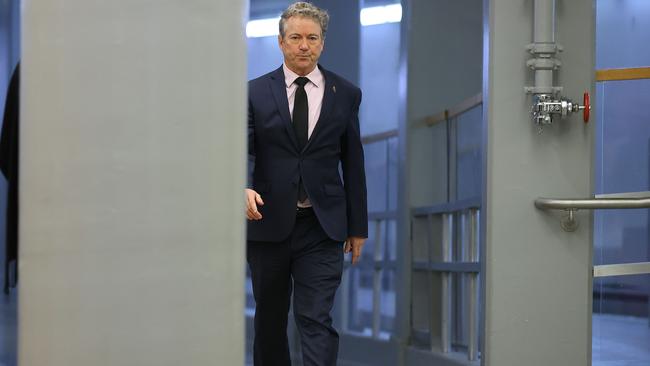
{"left": 247, "top": 65, "right": 368, "bottom": 242}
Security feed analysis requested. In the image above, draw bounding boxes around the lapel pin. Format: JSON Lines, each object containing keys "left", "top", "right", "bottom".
{"left": 332, "top": 85, "right": 336, "bottom": 93}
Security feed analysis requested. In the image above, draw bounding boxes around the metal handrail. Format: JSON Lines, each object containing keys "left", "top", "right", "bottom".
{"left": 535, "top": 196, "right": 650, "bottom": 210}
{"left": 535, "top": 193, "right": 650, "bottom": 231}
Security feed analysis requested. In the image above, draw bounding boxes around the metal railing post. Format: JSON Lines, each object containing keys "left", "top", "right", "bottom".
{"left": 441, "top": 213, "right": 454, "bottom": 353}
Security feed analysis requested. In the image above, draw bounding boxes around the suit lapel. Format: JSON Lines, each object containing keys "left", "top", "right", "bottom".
{"left": 269, "top": 67, "right": 299, "bottom": 151}
{"left": 303, "top": 66, "right": 336, "bottom": 153}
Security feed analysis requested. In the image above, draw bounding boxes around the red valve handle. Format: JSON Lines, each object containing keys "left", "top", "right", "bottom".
{"left": 583, "top": 91, "right": 590, "bottom": 123}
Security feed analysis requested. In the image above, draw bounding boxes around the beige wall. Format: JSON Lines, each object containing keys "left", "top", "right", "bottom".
{"left": 19, "top": 1, "right": 247, "bottom": 365}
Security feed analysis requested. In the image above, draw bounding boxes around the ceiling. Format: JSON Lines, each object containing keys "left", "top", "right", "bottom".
{"left": 249, "top": 0, "right": 400, "bottom": 19}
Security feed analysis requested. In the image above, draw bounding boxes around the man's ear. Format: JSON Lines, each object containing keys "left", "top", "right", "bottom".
{"left": 278, "top": 35, "right": 283, "bottom": 47}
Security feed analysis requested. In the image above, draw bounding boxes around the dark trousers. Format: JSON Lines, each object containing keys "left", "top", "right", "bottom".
{"left": 247, "top": 207, "right": 344, "bottom": 366}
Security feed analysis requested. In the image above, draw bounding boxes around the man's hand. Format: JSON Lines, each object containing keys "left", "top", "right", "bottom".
{"left": 245, "top": 188, "right": 264, "bottom": 220}
{"left": 344, "top": 236, "right": 366, "bottom": 265}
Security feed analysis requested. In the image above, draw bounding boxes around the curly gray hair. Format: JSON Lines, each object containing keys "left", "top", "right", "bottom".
{"left": 279, "top": 2, "right": 329, "bottom": 39}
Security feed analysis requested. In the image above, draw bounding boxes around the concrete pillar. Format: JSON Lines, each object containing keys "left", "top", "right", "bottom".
{"left": 483, "top": 0, "right": 594, "bottom": 365}
{"left": 20, "top": 1, "right": 247, "bottom": 365}
{"left": 0, "top": 3, "right": 20, "bottom": 365}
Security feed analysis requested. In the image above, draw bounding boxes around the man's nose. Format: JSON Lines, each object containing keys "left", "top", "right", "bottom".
{"left": 299, "top": 39, "right": 309, "bottom": 49}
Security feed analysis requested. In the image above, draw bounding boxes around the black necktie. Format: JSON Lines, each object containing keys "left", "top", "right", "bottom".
{"left": 293, "top": 77, "right": 309, "bottom": 149}
{"left": 293, "top": 77, "right": 309, "bottom": 202}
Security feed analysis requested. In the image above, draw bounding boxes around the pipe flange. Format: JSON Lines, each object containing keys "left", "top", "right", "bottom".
{"left": 524, "top": 86, "right": 563, "bottom": 94}
{"left": 526, "top": 43, "right": 563, "bottom": 55}
{"left": 560, "top": 209, "right": 579, "bottom": 232}
{"left": 526, "top": 58, "right": 562, "bottom": 70}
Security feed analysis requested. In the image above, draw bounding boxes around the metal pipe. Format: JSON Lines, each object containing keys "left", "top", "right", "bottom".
{"left": 535, "top": 196, "right": 650, "bottom": 210}
{"left": 456, "top": 211, "right": 474, "bottom": 360}
{"left": 534, "top": 0, "right": 555, "bottom": 43}
{"left": 372, "top": 220, "right": 383, "bottom": 338}
{"left": 467, "top": 209, "right": 479, "bottom": 361}
{"left": 532, "top": 0, "right": 557, "bottom": 94}
{"left": 441, "top": 213, "right": 453, "bottom": 353}
{"left": 425, "top": 214, "right": 436, "bottom": 351}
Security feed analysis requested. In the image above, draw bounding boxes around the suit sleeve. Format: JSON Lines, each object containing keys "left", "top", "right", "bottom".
{"left": 0, "top": 63, "right": 19, "bottom": 179}
{"left": 247, "top": 97, "right": 255, "bottom": 189}
{"left": 341, "top": 88, "right": 368, "bottom": 238}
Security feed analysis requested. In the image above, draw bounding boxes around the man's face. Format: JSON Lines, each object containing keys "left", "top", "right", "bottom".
{"left": 279, "top": 16, "right": 324, "bottom": 76}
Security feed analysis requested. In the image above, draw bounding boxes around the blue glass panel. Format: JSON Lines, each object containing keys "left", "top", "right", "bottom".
{"left": 596, "top": 80, "right": 650, "bottom": 194}
{"left": 364, "top": 220, "right": 378, "bottom": 262}
{"left": 455, "top": 105, "right": 482, "bottom": 201}
{"left": 364, "top": 140, "right": 389, "bottom": 213}
{"left": 247, "top": 36, "right": 284, "bottom": 80}
{"left": 388, "top": 136, "right": 398, "bottom": 210}
{"left": 379, "top": 270, "right": 396, "bottom": 337}
{"left": 593, "top": 79, "right": 650, "bottom": 365}
{"left": 594, "top": 79, "right": 650, "bottom": 266}
{"left": 596, "top": 0, "right": 650, "bottom": 69}
{"left": 359, "top": 23, "right": 400, "bottom": 136}
{"left": 347, "top": 267, "right": 374, "bottom": 335}
{"left": 386, "top": 219, "right": 397, "bottom": 262}
{"left": 245, "top": 272, "right": 255, "bottom": 311}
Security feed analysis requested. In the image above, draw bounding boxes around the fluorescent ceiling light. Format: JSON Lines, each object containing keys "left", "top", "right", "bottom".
{"left": 360, "top": 4, "right": 402, "bottom": 26}
{"left": 246, "top": 4, "right": 403, "bottom": 38}
{"left": 246, "top": 17, "right": 280, "bottom": 38}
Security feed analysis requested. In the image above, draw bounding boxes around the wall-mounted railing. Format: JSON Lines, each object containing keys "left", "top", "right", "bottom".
{"left": 340, "top": 130, "right": 399, "bottom": 340}
{"left": 535, "top": 191, "right": 650, "bottom": 232}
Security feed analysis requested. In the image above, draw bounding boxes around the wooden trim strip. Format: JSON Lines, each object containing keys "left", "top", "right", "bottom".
{"left": 593, "top": 262, "right": 650, "bottom": 277}
{"left": 417, "top": 92, "right": 483, "bottom": 128}
{"left": 596, "top": 67, "right": 650, "bottom": 81}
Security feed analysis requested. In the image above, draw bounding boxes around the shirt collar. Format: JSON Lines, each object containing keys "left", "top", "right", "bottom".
{"left": 283, "top": 63, "right": 323, "bottom": 89}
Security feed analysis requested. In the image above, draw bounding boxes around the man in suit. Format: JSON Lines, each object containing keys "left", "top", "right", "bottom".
{"left": 245, "top": 2, "right": 367, "bottom": 365}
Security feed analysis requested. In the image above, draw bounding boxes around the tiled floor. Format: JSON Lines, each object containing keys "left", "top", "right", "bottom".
{"left": 0, "top": 296, "right": 647, "bottom": 366}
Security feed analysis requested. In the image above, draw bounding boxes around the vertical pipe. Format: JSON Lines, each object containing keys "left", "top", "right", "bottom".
{"left": 372, "top": 220, "right": 383, "bottom": 338}
{"left": 479, "top": 0, "right": 489, "bottom": 360}
{"left": 468, "top": 208, "right": 479, "bottom": 361}
{"left": 533, "top": 0, "right": 556, "bottom": 43}
{"left": 425, "top": 214, "right": 436, "bottom": 351}
{"left": 533, "top": 0, "right": 557, "bottom": 94}
{"left": 459, "top": 211, "right": 469, "bottom": 348}
{"left": 441, "top": 213, "right": 454, "bottom": 353}
{"left": 535, "top": 70, "right": 554, "bottom": 94}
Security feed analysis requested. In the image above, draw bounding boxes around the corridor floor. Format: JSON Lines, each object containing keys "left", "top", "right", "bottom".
{"left": 0, "top": 295, "right": 647, "bottom": 366}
